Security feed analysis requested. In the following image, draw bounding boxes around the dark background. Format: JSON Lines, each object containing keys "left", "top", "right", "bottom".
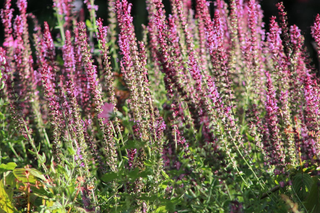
{"left": 1, "top": 0, "right": 320, "bottom": 62}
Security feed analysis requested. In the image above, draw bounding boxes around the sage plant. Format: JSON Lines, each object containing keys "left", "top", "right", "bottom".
{"left": 1, "top": 0, "right": 320, "bottom": 212}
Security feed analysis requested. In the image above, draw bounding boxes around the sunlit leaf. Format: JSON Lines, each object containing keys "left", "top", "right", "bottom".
{"left": 13, "top": 167, "right": 45, "bottom": 184}
{"left": 155, "top": 205, "right": 167, "bottom": 213}
{"left": 0, "top": 162, "right": 17, "bottom": 174}
{"left": 0, "top": 181, "right": 16, "bottom": 213}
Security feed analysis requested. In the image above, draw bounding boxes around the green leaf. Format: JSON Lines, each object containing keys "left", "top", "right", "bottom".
{"left": 0, "top": 112, "right": 4, "bottom": 120}
{"left": 160, "top": 183, "right": 168, "bottom": 189}
{"left": 0, "top": 162, "right": 17, "bottom": 174}
{"left": 28, "top": 168, "right": 46, "bottom": 181}
{"left": 122, "top": 140, "right": 146, "bottom": 150}
{"left": 47, "top": 201, "right": 63, "bottom": 211}
{"left": 0, "top": 181, "right": 16, "bottom": 213}
{"left": 155, "top": 206, "right": 167, "bottom": 213}
{"left": 13, "top": 167, "right": 45, "bottom": 184}
{"left": 31, "top": 185, "right": 54, "bottom": 199}
{"left": 292, "top": 173, "right": 313, "bottom": 201}
{"left": 86, "top": 19, "right": 92, "bottom": 29}
{"left": 3, "top": 172, "right": 15, "bottom": 200}
{"left": 101, "top": 172, "right": 119, "bottom": 182}
{"left": 139, "top": 170, "right": 152, "bottom": 178}
{"left": 246, "top": 132, "right": 255, "bottom": 142}
{"left": 161, "top": 170, "right": 170, "bottom": 180}
{"left": 128, "top": 168, "right": 140, "bottom": 180}
{"left": 144, "top": 160, "right": 154, "bottom": 167}
{"left": 67, "top": 147, "right": 75, "bottom": 155}
{"left": 166, "top": 197, "right": 179, "bottom": 211}
{"left": 122, "top": 105, "right": 129, "bottom": 113}
{"left": 305, "top": 177, "right": 320, "bottom": 213}
{"left": 39, "top": 152, "right": 47, "bottom": 164}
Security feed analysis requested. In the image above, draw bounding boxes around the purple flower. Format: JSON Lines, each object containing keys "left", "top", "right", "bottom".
{"left": 98, "top": 102, "right": 114, "bottom": 124}
{"left": 17, "top": 0, "right": 27, "bottom": 13}
{"left": 311, "top": 14, "right": 320, "bottom": 43}
{"left": 0, "top": 47, "right": 5, "bottom": 64}
{"left": 74, "top": 147, "right": 85, "bottom": 167}
{"left": 128, "top": 148, "right": 137, "bottom": 169}
{"left": 3, "top": 36, "right": 24, "bottom": 50}
{"left": 74, "top": 147, "right": 83, "bottom": 161}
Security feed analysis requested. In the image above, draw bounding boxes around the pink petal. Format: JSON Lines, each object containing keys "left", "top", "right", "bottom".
{"left": 3, "top": 36, "right": 13, "bottom": 47}
{"left": 98, "top": 102, "right": 114, "bottom": 123}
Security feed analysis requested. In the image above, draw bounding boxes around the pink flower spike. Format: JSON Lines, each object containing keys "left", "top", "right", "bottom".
{"left": 98, "top": 103, "right": 114, "bottom": 124}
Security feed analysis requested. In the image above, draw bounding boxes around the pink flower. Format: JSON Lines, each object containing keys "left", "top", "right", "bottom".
{"left": 3, "top": 36, "right": 24, "bottom": 50}
{"left": 98, "top": 102, "right": 114, "bottom": 124}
